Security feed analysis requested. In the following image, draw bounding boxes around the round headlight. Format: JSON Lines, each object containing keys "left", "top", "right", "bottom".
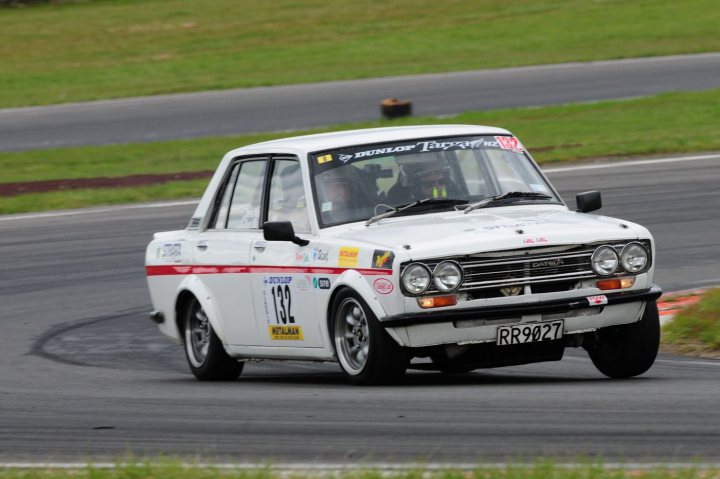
{"left": 591, "top": 246, "right": 619, "bottom": 276}
{"left": 433, "top": 261, "right": 463, "bottom": 292}
{"left": 621, "top": 242, "right": 648, "bottom": 273}
{"left": 401, "top": 263, "right": 432, "bottom": 294}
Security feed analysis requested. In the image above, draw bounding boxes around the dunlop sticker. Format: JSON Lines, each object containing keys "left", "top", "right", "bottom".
{"left": 269, "top": 325, "right": 304, "bottom": 340}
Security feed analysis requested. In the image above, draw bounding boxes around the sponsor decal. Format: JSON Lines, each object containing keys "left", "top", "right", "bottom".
{"left": 295, "top": 252, "right": 310, "bottom": 263}
{"left": 416, "top": 139, "right": 494, "bottom": 152}
{"left": 158, "top": 242, "right": 183, "bottom": 259}
{"left": 296, "top": 275, "right": 312, "bottom": 291}
{"left": 315, "top": 136, "right": 527, "bottom": 166}
{"left": 311, "top": 248, "right": 329, "bottom": 263}
{"left": 587, "top": 295, "right": 608, "bottom": 306}
{"left": 354, "top": 144, "right": 416, "bottom": 159}
{"left": 523, "top": 237, "right": 549, "bottom": 245}
{"left": 372, "top": 250, "right": 394, "bottom": 269}
{"left": 268, "top": 325, "right": 304, "bottom": 340}
{"left": 494, "top": 136, "right": 524, "bottom": 152}
{"left": 338, "top": 246, "right": 359, "bottom": 267}
{"left": 373, "top": 278, "right": 394, "bottom": 295}
{"left": 263, "top": 276, "right": 292, "bottom": 285}
{"left": 313, "top": 277, "right": 331, "bottom": 290}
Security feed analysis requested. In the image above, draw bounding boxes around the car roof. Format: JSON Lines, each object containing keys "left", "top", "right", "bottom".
{"left": 227, "top": 124, "right": 512, "bottom": 156}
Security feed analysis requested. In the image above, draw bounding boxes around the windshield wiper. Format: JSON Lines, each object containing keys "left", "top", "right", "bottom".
{"left": 366, "top": 198, "right": 467, "bottom": 226}
{"left": 463, "top": 191, "right": 552, "bottom": 214}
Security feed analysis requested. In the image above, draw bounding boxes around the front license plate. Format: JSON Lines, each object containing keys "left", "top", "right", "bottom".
{"left": 497, "top": 320, "right": 564, "bottom": 346}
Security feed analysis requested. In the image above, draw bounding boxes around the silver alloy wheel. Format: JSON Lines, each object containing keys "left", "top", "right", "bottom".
{"left": 185, "top": 304, "right": 211, "bottom": 368}
{"left": 334, "top": 297, "right": 370, "bottom": 375}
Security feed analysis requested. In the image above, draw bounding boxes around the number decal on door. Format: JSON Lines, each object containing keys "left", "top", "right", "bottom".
{"left": 271, "top": 284, "right": 295, "bottom": 324}
{"left": 263, "top": 276, "right": 304, "bottom": 341}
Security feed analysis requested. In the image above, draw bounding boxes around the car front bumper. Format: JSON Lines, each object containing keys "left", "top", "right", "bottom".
{"left": 380, "top": 285, "right": 662, "bottom": 348}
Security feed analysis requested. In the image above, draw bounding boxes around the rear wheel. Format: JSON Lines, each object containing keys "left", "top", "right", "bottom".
{"left": 586, "top": 301, "right": 660, "bottom": 378}
{"left": 183, "top": 297, "right": 243, "bottom": 381}
{"left": 332, "top": 291, "right": 409, "bottom": 385}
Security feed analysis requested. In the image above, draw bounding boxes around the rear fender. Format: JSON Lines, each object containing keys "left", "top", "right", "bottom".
{"left": 176, "top": 275, "right": 227, "bottom": 345}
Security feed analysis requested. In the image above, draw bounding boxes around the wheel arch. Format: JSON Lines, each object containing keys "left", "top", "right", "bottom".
{"left": 174, "top": 275, "right": 227, "bottom": 345}
{"left": 325, "top": 270, "right": 394, "bottom": 344}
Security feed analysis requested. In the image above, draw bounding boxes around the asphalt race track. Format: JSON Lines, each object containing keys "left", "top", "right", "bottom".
{"left": 1, "top": 155, "right": 719, "bottom": 463}
{"left": 2, "top": 53, "right": 720, "bottom": 151}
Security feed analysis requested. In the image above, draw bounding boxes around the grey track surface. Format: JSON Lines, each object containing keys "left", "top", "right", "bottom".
{"left": 2, "top": 53, "right": 720, "bottom": 152}
{"left": 0, "top": 156, "right": 719, "bottom": 463}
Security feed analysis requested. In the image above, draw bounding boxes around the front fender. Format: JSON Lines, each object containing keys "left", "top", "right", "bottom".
{"left": 327, "top": 270, "right": 404, "bottom": 346}
{"left": 331, "top": 269, "right": 388, "bottom": 320}
{"left": 176, "top": 275, "right": 227, "bottom": 345}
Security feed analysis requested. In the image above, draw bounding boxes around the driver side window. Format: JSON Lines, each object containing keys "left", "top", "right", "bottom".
{"left": 267, "top": 158, "right": 311, "bottom": 233}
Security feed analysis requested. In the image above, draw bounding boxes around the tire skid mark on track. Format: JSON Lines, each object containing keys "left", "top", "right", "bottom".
{"left": 30, "top": 306, "right": 153, "bottom": 368}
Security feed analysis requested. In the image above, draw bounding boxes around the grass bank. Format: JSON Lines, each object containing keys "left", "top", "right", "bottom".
{"left": 0, "top": 462, "right": 717, "bottom": 479}
{"left": 663, "top": 289, "right": 720, "bottom": 359}
{"left": 1, "top": 0, "right": 720, "bottom": 107}
{"left": 2, "top": 87, "right": 720, "bottom": 215}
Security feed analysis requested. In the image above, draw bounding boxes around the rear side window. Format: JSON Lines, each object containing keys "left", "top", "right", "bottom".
{"left": 211, "top": 159, "right": 267, "bottom": 229}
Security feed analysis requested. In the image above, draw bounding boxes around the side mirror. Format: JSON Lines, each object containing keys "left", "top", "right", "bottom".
{"left": 576, "top": 190, "right": 602, "bottom": 213}
{"left": 263, "top": 221, "right": 309, "bottom": 246}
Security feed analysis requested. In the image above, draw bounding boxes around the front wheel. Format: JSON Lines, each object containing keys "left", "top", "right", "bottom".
{"left": 586, "top": 301, "right": 660, "bottom": 378}
{"left": 332, "top": 291, "right": 409, "bottom": 385}
{"left": 183, "top": 297, "right": 243, "bottom": 381}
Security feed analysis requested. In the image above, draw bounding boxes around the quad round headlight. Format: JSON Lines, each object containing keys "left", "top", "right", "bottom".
{"left": 621, "top": 242, "right": 649, "bottom": 273}
{"left": 433, "top": 261, "right": 463, "bottom": 292}
{"left": 591, "top": 245, "right": 619, "bottom": 276}
{"left": 401, "top": 263, "right": 432, "bottom": 294}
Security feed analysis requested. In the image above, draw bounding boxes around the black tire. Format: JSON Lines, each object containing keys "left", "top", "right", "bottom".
{"left": 183, "top": 297, "right": 243, "bottom": 381}
{"left": 331, "top": 290, "right": 409, "bottom": 385}
{"left": 586, "top": 301, "right": 660, "bottom": 378}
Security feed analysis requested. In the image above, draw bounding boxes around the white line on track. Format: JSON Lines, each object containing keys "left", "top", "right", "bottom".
{"left": 1, "top": 152, "right": 718, "bottom": 223}
{"left": 2, "top": 462, "right": 718, "bottom": 470}
{"left": 543, "top": 153, "right": 720, "bottom": 173}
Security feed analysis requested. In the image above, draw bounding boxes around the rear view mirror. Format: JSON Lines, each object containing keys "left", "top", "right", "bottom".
{"left": 576, "top": 191, "right": 602, "bottom": 213}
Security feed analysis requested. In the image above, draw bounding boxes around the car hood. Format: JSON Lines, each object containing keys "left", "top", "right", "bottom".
{"left": 324, "top": 206, "right": 649, "bottom": 259}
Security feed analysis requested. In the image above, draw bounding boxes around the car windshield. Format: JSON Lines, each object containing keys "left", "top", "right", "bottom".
{"left": 310, "top": 135, "right": 560, "bottom": 227}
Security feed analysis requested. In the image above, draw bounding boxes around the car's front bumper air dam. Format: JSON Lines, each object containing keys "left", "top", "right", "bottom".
{"left": 380, "top": 285, "right": 663, "bottom": 328}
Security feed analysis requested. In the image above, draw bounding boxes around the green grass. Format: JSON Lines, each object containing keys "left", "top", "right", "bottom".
{"left": 0, "top": 462, "right": 716, "bottom": 479}
{"left": 2, "top": 87, "right": 720, "bottom": 215}
{"left": 1, "top": 0, "right": 720, "bottom": 107}
{"left": 663, "top": 289, "right": 720, "bottom": 356}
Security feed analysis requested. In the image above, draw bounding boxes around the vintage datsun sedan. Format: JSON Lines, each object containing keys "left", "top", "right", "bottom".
{"left": 145, "top": 125, "right": 662, "bottom": 385}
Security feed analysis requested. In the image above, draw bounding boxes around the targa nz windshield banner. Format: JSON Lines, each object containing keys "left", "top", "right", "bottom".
{"left": 312, "top": 135, "right": 524, "bottom": 172}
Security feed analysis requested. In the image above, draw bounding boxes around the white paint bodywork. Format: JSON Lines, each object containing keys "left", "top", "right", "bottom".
{"left": 145, "top": 125, "right": 656, "bottom": 362}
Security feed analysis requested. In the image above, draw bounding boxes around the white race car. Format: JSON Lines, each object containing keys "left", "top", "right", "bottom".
{"left": 145, "top": 125, "right": 662, "bottom": 385}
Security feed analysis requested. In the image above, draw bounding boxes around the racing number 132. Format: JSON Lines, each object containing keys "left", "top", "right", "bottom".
{"left": 271, "top": 285, "right": 295, "bottom": 324}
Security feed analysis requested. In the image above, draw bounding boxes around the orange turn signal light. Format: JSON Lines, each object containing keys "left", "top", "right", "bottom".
{"left": 417, "top": 295, "right": 457, "bottom": 309}
{"left": 597, "top": 277, "right": 635, "bottom": 291}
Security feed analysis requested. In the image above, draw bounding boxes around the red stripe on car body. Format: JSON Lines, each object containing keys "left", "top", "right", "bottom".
{"left": 145, "top": 265, "right": 392, "bottom": 276}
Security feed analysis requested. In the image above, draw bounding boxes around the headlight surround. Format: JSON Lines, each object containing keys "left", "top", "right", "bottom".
{"left": 401, "top": 263, "right": 432, "bottom": 294}
{"left": 620, "top": 242, "right": 649, "bottom": 273}
{"left": 433, "top": 261, "right": 464, "bottom": 292}
{"left": 591, "top": 245, "right": 619, "bottom": 276}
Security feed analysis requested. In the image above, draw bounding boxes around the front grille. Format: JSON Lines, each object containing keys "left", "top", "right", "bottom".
{"left": 401, "top": 241, "right": 650, "bottom": 298}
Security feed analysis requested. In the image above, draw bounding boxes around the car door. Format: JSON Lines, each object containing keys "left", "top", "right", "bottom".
{"left": 193, "top": 157, "right": 267, "bottom": 347}
{"left": 249, "top": 156, "right": 326, "bottom": 348}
